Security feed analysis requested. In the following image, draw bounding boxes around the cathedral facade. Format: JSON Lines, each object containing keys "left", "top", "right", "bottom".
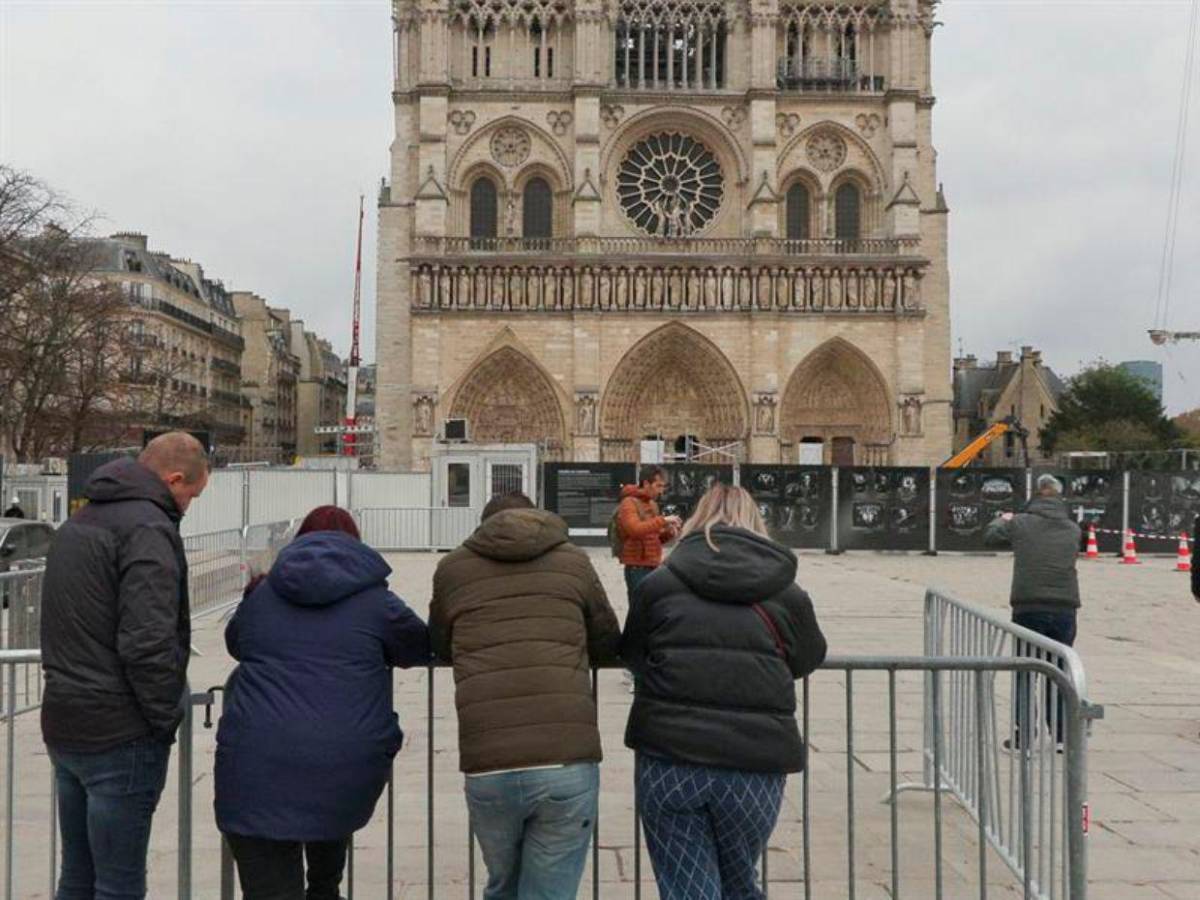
{"left": 376, "top": 0, "right": 950, "bottom": 470}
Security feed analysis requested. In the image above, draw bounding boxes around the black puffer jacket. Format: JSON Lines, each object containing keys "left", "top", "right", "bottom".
{"left": 41, "top": 458, "right": 190, "bottom": 751}
{"left": 621, "top": 525, "right": 827, "bottom": 773}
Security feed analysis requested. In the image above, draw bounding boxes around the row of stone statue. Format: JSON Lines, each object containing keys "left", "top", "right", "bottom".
{"left": 411, "top": 263, "right": 925, "bottom": 312}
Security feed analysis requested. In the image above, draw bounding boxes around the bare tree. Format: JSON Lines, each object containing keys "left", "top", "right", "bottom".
{"left": 0, "top": 166, "right": 130, "bottom": 461}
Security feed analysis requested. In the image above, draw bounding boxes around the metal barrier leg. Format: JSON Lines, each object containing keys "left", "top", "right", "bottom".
{"left": 427, "top": 666, "right": 435, "bottom": 900}
{"left": 845, "top": 671, "right": 856, "bottom": 900}
{"left": 888, "top": 670, "right": 900, "bottom": 900}
{"left": 178, "top": 694, "right": 194, "bottom": 900}
{"left": 6, "top": 663, "right": 16, "bottom": 900}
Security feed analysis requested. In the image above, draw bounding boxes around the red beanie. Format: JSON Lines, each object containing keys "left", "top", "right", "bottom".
{"left": 296, "top": 505, "right": 360, "bottom": 541}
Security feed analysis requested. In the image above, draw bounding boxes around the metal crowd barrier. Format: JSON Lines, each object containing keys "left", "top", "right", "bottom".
{"left": 1, "top": 647, "right": 1092, "bottom": 899}
{"left": 899, "top": 589, "right": 1102, "bottom": 900}
{"left": 0, "top": 571, "right": 44, "bottom": 720}
{"left": 355, "top": 507, "right": 481, "bottom": 551}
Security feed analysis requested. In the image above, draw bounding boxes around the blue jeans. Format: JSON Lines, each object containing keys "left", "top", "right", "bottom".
{"left": 1012, "top": 610, "right": 1077, "bottom": 744}
{"left": 49, "top": 737, "right": 171, "bottom": 900}
{"left": 637, "top": 754, "right": 785, "bottom": 900}
{"left": 465, "top": 762, "right": 599, "bottom": 900}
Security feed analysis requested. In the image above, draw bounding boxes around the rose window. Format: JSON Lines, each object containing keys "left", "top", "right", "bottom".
{"left": 617, "top": 132, "right": 724, "bottom": 237}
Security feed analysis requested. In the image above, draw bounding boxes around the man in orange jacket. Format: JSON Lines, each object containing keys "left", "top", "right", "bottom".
{"left": 616, "top": 466, "right": 682, "bottom": 599}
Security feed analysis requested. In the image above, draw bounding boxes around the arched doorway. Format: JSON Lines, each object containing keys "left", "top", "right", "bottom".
{"left": 601, "top": 323, "right": 749, "bottom": 461}
{"left": 780, "top": 338, "right": 892, "bottom": 465}
{"left": 448, "top": 346, "right": 567, "bottom": 454}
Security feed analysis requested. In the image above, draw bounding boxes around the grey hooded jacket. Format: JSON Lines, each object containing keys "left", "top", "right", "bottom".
{"left": 984, "top": 496, "right": 1082, "bottom": 612}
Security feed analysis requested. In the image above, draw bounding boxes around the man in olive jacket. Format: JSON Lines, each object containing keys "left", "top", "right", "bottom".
{"left": 431, "top": 492, "right": 619, "bottom": 900}
{"left": 40, "top": 432, "right": 208, "bottom": 899}
{"left": 985, "top": 473, "right": 1081, "bottom": 748}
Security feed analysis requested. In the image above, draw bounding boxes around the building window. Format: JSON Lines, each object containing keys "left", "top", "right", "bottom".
{"left": 786, "top": 183, "right": 810, "bottom": 241}
{"left": 617, "top": 132, "right": 724, "bottom": 237}
{"left": 522, "top": 177, "right": 553, "bottom": 241}
{"left": 469, "top": 177, "right": 498, "bottom": 244}
{"left": 834, "top": 183, "right": 861, "bottom": 241}
{"left": 616, "top": 1, "right": 726, "bottom": 90}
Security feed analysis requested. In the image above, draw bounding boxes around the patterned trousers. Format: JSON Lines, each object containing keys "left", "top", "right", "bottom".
{"left": 636, "top": 754, "right": 785, "bottom": 900}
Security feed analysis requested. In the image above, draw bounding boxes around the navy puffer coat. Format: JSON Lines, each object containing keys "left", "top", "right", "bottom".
{"left": 214, "top": 531, "right": 431, "bottom": 841}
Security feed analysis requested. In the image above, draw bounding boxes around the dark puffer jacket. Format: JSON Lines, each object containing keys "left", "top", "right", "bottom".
{"left": 431, "top": 508, "right": 620, "bottom": 774}
{"left": 622, "top": 525, "right": 827, "bottom": 773}
{"left": 41, "top": 457, "right": 190, "bottom": 751}
{"left": 215, "top": 531, "right": 430, "bottom": 842}
{"left": 984, "top": 496, "right": 1082, "bottom": 612}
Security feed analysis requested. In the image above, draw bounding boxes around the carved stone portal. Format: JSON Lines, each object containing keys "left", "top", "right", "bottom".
{"left": 449, "top": 346, "right": 565, "bottom": 446}
{"left": 600, "top": 323, "right": 748, "bottom": 459}
{"left": 780, "top": 339, "right": 892, "bottom": 452}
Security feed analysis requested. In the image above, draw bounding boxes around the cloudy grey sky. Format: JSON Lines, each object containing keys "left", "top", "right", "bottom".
{"left": 2, "top": 0, "right": 1198, "bottom": 412}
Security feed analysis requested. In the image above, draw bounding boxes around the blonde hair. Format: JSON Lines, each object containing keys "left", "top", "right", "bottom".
{"left": 679, "top": 483, "right": 769, "bottom": 551}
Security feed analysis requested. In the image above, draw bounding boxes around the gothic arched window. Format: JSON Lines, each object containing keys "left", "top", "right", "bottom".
{"left": 786, "top": 183, "right": 810, "bottom": 241}
{"left": 522, "top": 177, "right": 553, "bottom": 241}
{"left": 470, "top": 177, "right": 498, "bottom": 244}
{"left": 615, "top": 1, "right": 726, "bottom": 90}
{"left": 835, "top": 183, "right": 861, "bottom": 241}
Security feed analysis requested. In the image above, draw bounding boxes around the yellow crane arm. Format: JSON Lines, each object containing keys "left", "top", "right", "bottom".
{"left": 941, "top": 422, "right": 1012, "bottom": 468}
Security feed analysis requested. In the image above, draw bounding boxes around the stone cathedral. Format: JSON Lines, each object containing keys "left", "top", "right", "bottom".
{"left": 375, "top": 0, "right": 951, "bottom": 470}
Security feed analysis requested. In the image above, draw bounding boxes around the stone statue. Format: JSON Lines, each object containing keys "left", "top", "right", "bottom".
{"left": 755, "top": 395, "right": 777, "bottom": 434}
{"left": 901, "top": 396, "right": 922, "bottom": 435}
{"left": 576, "top": 394, "right": 597, "bottom": 435}
{"left": 414, "top": 395, "right": 435, "bottom": 436}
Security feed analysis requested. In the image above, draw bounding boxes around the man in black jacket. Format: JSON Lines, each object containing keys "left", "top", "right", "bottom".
{"left": 1193, "top": 514, "right": 1199, "bottom": 602}
{"left": 41, "top": 431, "right": 208, "bottom": 900}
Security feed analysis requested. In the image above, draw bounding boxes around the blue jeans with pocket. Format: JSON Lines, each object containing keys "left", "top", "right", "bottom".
{"left": 48, "top": 737, "right": 172, "bottom": 900}
{"left": 464, "top": 762, "right": 599, "bottom": 900}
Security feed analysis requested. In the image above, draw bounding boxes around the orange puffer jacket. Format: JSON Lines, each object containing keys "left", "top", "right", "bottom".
{"left": 617, "top": 485, "right": 675, "bottom": 568}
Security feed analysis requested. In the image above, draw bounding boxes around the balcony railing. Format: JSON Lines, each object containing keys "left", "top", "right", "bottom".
{"left": 211, "top": 358, "right": 241, "bottom": 377}
{"left": 776, "top": 58, "right": 885, "bottom": 93}
{"left": 413, "top": 236, "right": 921, "bottom": 258}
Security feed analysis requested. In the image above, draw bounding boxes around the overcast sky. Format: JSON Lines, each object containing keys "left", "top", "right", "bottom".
{"left": 2, "top": 0, "right": 1198, "bottom": 412}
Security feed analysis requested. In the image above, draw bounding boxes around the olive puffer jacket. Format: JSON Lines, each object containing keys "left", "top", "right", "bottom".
{"left": 622, "top": 525, "right": 827, "bottom": 773}
{"left": 431, "top": 508, "right": 621, "bottom": 774}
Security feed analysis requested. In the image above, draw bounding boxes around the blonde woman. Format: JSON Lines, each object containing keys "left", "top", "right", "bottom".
{"left": 621, "top": 482, "right": 827, "bottom": 900}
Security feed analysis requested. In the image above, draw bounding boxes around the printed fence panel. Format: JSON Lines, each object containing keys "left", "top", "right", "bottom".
{"left": 542, "top": 463, "right": 636, "bottom": 546}
{"left": 743, "top": 465, "right": 832, "bottom": 549}
{"left": 837, "top": 467, "right": 931, "bottom": 551}
{"left": 935, "top": 468, "right": 1025, "bottom": 552}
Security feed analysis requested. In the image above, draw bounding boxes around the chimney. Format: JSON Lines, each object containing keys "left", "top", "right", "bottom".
{"left": 1031, "top": 350, "right": 1042, "bottom": 365}
{"left": 996, "top": 350, "right": 1013, "bottom": 366}
{"left": 112, "top": 231, "right": 148, "bottom": 250}
{"left": 1020, "top": 345, "right": 1034, "bottom": 360}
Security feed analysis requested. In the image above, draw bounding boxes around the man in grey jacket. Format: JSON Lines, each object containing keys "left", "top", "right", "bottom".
{"left": 985, "top": 473, "right": 1081, "bottom": 749}
{"left": 41, "top": 432, "right": 208, "bottom": 900}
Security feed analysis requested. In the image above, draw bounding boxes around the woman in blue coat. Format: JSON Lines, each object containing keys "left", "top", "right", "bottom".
{"left": 215, "top": 506, "right": 431, "bottom": 900}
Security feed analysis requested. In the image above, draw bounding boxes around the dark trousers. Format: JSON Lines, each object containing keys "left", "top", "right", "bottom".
{"left": 1012, "top": 609, "right": 1077, "bottom": 745}
{"left": 624, "top": 565, "right": 654, "bottom": 602}
{"left": 49, "top": 737, "right": 171, "bottom": 900}
{"left": 225, "top": 834, "right": 348, "bottom": 900}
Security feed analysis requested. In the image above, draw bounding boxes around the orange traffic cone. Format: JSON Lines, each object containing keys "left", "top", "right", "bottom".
{"left": 1121, "top": 529, "right": 1142, "bottom": 565}
{"left": 1176, "top": 532, "right": 1192, "bottom": 573}
{"left": 1084, "top": 525, "right": 1100, "bottom": 560}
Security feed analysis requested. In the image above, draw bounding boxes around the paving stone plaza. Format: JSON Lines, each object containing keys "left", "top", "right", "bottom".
{"left": 5, "top": 548, "right": 1199, "bottom": 898}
